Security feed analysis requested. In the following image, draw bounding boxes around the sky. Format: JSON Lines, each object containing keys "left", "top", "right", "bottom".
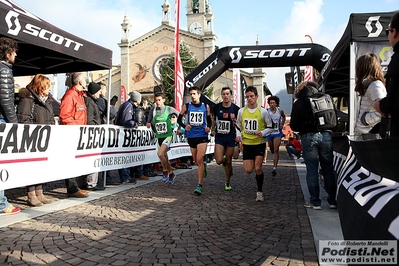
{"left": 15, "top": 0, "right": 399, "bottom": 95}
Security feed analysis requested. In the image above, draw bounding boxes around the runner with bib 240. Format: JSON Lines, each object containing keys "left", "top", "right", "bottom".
{"left": 211, "top": 87, "right": 240, "bottom": 191}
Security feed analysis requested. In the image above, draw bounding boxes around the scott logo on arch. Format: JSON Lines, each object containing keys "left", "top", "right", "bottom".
{"left": 229, "top": 47, "right": 312, "bottom": 64}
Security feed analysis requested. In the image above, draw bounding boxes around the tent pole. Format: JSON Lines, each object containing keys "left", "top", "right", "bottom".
{"left": 349, "top": 42, "right": 356, "bottom": 136}
{"left": 106, "top": 68, "right": 112, "bottom": 125}
{"left": 102, "top": 68, "right": 112, "bottom": 189}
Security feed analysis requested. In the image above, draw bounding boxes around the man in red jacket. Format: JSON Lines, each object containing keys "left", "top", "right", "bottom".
{"left": 286, "top": 135, "right": 302, "bottom": 159}
{"left": 60, "top": 72, "right": 88, "bottom": 125}
{"left": 59, "top": 72, "right": 89, "bottom": 198}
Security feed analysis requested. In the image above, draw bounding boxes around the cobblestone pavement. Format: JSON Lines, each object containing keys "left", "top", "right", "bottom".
{"left": 1, "top": 151, "right": 319, "bottom": 265}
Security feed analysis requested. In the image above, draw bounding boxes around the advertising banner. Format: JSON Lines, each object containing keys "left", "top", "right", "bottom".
{"left": 332, "top": 136, "right": 399, "bottom": 240}
{"left": 0, "top": 124, "right": 214, "bottom": 190}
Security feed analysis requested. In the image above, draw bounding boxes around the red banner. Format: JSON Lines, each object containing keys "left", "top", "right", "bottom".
{"left": 174, "top": 0, "right": 184, "bottom": 112}
{"left": 304, "top": 35, "right": 314, "bottom": 81}
{"left": 263, "top": 95, "right": 271, "bottom": 109}
{"left": 304, "top": 65, "right": 313, "bottom": 81}
{"left": 232, "top": 68, "right": 241, "bottom": 106}
{"left": 120, "top": 85, "right": 126, "bottom": 104}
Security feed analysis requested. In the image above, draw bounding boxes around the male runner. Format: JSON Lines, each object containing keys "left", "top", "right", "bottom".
{"left": 146, "top": 92, "right": 179, "bottom": 184}
{"left": 177, "top": 86, "right": 211, "bottom": 195}
{"left": 235, "top": 86, "right": 276, "bottom": 202}
{"left": 211, "top": 87, "right": 240, "bottom": 191}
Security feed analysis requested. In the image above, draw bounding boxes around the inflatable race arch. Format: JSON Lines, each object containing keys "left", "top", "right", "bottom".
{"left": 182, "top": 43, "right": 331, "bottom": 105}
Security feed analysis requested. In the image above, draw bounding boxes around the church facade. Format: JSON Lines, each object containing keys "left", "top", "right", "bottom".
{"left": 96, "top": 0, "right": 264, "bottom": 109}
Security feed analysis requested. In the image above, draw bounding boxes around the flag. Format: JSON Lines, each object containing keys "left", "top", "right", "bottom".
{"left": 304, "top": 64, "right": 313, "bottom": 81}
{"left": 263, "top": 95, "right": 271, "bottom": 109}
{"left": 232, "top": 68, "right": 241, "bottom": 106}
{"left": 174, "top": 0, "right": 184, "bottom": 112}
{"left": 120, "top": 85, "right": 126, "bottom": 104}
{"left": 304, "top": 35, "right": 314, "bottom": 81}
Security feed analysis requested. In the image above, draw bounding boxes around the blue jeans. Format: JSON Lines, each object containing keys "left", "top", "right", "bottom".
{"left": 118, "top": 168, "right": 130, "bottom": 182}
{"left": 287, "top": 146, "right": 301, "bottom": 157}
{"left": 301, "top": 132, "right": 336, "bottom": 206}
{"left": 65, "top": 177, "right": 81, "bottom": 194}
{"left": 0, "top": 190, "right": 10, "bottom": 211}
{"left": 131, "top": 165, "right": 143, "bottom": 178}
{"left": 143, "top": 164, "right": 152, "bottom": 175}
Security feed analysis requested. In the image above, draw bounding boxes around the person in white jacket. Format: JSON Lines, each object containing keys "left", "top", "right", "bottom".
{"left": 354, "top": 53, "right": 387, "bottom": 140}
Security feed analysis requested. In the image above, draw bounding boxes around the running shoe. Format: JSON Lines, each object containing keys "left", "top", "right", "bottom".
{"left": 194, "top": 185, "right": 203, "bottom": 195}
{"left": 1, "top": 204, "right": 21, "bottom": 215}
{"left": 225, "top": 183, "right": 232, "bottom": 191}
{"left": 304, "top": 202, "right": 322, "bottom": 210}
{"left": 168, "top": 172, "right": 176, "bottom": 184}
{"left": 256, "top": 192, "right": 264, "bottom": 202}
{"left": 161, "top": 171, "right": 168, "bottom": 182}
{"left": 203, "top": 162, "right": 207, "bottom": 178}
{"left": 271, "top": 169, "right": 277, "bottom": 177}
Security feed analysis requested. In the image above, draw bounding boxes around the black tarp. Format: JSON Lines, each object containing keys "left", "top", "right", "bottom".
{"left": 318, "top": 11, "right": 397, "bottom": 97}
{"left": 0, "top": 0, "right": 112, "bottom": 76}
{"left": 350, "top": 137, "right": 399, "bottom": 182}
{"left": 319, "top": 10, "right": 399, "bottom": 241}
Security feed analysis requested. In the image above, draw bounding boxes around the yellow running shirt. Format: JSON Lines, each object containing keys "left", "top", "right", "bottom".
{"left": 241, "top": 107, "right": 266, "bottom": 145}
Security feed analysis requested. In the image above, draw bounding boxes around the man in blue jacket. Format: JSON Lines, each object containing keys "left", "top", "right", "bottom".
{"left": 114, "top": 91, "right": 148, "bottom": 184}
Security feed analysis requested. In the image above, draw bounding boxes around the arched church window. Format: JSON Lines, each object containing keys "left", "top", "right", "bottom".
{"left": 192, "top": 0, "right": 199, "bottom": 13}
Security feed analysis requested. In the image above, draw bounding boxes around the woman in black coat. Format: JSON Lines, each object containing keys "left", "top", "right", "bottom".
{"left": 17, "top": 74, "right": 55, "bottom": 206}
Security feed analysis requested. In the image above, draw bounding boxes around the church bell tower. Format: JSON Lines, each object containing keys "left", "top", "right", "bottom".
{"left": 186, "top": 0, "right": 214, "bottom": 36}
{"left": 186, "top": 0, "right": 216, "bottom": 58}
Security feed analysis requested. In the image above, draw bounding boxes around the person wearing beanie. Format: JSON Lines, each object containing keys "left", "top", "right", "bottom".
{"left": 87, "top": 82, "right": 101, "bottom": 95}
{"left": 78, "top": 82, "right": 105, "bottom": 191}
{"left": 85, "top": 82, "right": 101, "bottom": 125}
{"left": 114, "top": 90, "right": 149, "bottom": 184}
{"left": 129, "top": 91, "right": 142, "bottom": 103}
